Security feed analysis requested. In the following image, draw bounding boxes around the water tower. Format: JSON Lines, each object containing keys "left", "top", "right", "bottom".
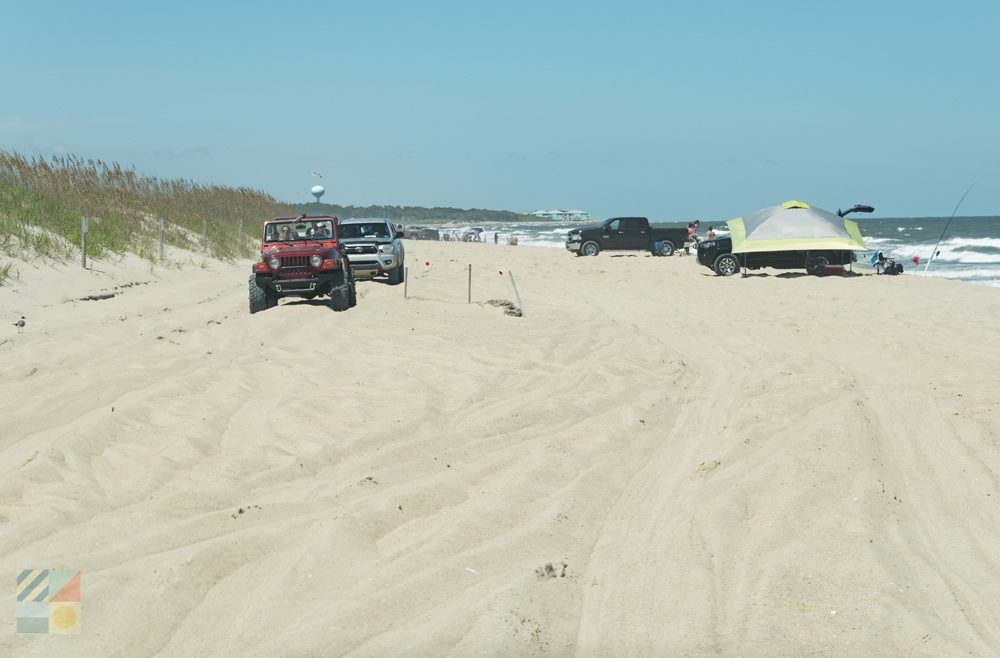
{"left": 310, "top": 185, "right": 325, "bottom": 203}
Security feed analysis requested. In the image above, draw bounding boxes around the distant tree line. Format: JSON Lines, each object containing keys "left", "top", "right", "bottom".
{"left": 295, "top": 202, "right": 539, "bottom": 224}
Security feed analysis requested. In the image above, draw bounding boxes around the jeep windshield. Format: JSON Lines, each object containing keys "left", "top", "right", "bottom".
{"left": 339, "top": 222, "right": 391, "bottom": 240}
{"left": 265, "top": 220, "right": 335, "bottom": 243}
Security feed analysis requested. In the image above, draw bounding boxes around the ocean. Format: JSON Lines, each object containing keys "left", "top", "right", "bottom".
{"left": 440, "top": 217, "right": 1000, "bottom": 288}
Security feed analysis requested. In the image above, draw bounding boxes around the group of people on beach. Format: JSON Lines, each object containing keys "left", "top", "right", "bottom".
{"left": 681, "top": 220, "right": 716, "bottom": 254}
{"left": 443, "top": 230, "right": 517, "bottom": 245}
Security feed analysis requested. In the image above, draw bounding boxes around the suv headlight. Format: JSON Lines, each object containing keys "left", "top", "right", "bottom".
{"left": 268, "top": 256, "right": 281, "bottom": 269}
{"left": 310, "top": 255, "right": 323, "bottom": 268}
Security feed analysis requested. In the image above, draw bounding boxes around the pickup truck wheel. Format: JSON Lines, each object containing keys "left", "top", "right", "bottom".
{"left": 657, "top": 241, "right": 675, "bottom": 257}
{"left": 581, "top": 241, "right": 600, "bottom": 256}
{"left": 387, "top": 265, "right": 403, "bottom": 285}
{"left": 713, "top": 254, "right": 740, "bottom": 276}
{"left": 249, "top": 275, "right": 274, "bottom": 313}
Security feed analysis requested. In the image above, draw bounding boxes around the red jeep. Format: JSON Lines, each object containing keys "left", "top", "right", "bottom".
{"left": 249, "top": 215, "right": 357, "bottom": 313}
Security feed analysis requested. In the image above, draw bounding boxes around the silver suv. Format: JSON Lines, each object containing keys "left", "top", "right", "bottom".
{"left": 338, "top": 218, "right": 406, "bottom": 285}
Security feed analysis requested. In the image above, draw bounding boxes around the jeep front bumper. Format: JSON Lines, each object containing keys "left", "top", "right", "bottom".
{"left": 254, "top": 271, "right": 344, "bottom": 294}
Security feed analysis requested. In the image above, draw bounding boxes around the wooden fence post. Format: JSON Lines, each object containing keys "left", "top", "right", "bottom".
{"left": 508, "top": 270, "right": 524, "bottom": 316}
{"left": 81, "top": 216, "right": 88, "bottom": 269}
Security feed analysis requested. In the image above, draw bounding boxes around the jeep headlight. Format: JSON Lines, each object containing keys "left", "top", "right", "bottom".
{"left": 310, "top": 255, "right": 323, "bottom": 268}
{"left": 268, "top": 256, "right": 281, "bottom": 269}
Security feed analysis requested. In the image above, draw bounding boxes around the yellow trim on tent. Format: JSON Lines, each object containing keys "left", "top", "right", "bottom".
{"left": 844, "top": 219, "right": 866, "bottom": 249}
{"left": 727, "top": 217, "right": 746, "bottom": 246}
{"left": 781, "top": 200, "right": 811, "bottom": 209}
{"left": 729, "top": 236, "right": 867, "bottom": 253}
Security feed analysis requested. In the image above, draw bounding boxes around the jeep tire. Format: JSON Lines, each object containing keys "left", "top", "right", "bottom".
{"left": 249, "top": 275, "right": 278, "bottom": 313}
{"left": 329, "top": 286, "right": 349, "bottom": 311}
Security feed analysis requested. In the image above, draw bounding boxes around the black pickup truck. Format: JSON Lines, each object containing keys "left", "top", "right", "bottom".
{"left": 566, "top": 217, "right": 689, "bottom": 256}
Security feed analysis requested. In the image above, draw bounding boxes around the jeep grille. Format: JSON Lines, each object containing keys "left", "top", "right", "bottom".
{"left": 279, "top": 255, "right": 309, "bottom": 275}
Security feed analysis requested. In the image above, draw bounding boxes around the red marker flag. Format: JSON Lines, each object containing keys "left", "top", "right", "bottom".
{"left": 912, "top": 256, "right": 920, "bottom": 265}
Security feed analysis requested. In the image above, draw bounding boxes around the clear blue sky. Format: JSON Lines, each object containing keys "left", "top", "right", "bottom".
{"left": 2, "top": 0, "right": 998, "bottom": 220}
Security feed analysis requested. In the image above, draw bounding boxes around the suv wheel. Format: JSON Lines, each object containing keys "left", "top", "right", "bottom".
{"left": 805, "top": 255, "right": 830, "bottom": 276}
{"left": 713, "top": 253, "right": 740, "bottom": 276}
{"left": 581, "top": 241, "right": 600, "bottom": 256}
{"left": 387, "top": 265, "right": 403, "bottom": 285}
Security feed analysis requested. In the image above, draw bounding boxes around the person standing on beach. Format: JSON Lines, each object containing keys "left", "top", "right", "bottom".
{"left": 684, "top": 223, "right": 695, "bottom": 254}
{"left": 494, "top": 232, "right": 499, "bottom": 244}
{"left": 707, "top": 226, "right": 716, "bottom": 239}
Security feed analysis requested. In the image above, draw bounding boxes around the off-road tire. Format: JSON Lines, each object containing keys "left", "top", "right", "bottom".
{"left": 581, "top": 241, "right": 600, "bottom": 256}
{"left": 348, "top": 271, "right": 358, "bottom": 307}
{"left": 330, "top": 284, "right": 350, "bottom": 311}
{"left": 713, "top": 253, "right": 740, "bottom": 276}
{"left": 387, "top": 265, "right": 404, "bottom": 285}
{"left": 249, "top": 275, "right": 277, "bottom": 313}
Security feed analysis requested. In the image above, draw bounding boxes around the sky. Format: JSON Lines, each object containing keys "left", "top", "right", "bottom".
{"left": 2, "top": 0, "right": 998, "bottom": 221}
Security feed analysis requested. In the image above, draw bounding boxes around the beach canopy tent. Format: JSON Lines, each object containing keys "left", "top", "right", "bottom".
{"left": 726, "top": 200, "right": 867, "bottom": 254}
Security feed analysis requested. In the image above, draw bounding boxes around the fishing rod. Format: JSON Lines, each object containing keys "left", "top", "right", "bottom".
{"left": 923, "top": 182, "right": 976, "bottom": 275}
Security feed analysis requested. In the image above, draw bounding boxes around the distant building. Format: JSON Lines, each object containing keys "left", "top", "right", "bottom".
{"left": 529, "top": 209, "right": 590, "bottom": 221}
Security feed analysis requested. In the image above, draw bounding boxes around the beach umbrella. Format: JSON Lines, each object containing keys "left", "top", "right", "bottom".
{"left": 727, "top": 200, "right": 867, "bottom": 253}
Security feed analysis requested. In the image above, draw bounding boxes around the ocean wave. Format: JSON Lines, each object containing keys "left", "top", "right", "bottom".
{"left": 865, "top": 236, "right": 1000, "bottom": 264}
{"left": 922, "top": 267, "right": 1000, "bottom": 281}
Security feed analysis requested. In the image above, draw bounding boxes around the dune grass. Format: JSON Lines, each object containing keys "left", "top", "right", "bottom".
{"left": 0, "top": 149, "right": 297, "bottom": 265}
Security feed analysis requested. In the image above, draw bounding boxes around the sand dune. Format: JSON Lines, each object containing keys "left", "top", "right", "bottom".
{"left": 3, "top": 242, "right": 1000, "bottom": 656}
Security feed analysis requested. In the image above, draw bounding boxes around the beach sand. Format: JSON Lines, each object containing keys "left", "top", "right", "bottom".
{"left": 2, "top": 242, "right": 1000, "bottom": 656}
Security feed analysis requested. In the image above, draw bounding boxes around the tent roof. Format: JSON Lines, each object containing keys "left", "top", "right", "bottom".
{"left": 726, "top": 200, "right": 867, "bottom": 253}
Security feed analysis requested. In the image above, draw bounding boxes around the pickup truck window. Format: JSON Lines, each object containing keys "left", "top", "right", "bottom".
{"left": 622, "top": 218, "right": 645, "bottom": 230}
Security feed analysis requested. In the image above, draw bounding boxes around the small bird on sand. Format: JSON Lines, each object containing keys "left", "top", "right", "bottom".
{"left": 13, "top": 316, "right": 25, "bottom": 333}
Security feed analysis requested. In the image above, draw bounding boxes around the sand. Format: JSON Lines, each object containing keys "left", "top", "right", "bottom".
{"left": 2, "top": 241, "right": 1000, "bottom": 656}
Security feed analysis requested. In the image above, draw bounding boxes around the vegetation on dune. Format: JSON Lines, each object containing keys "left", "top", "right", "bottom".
{"left": 0, "top": 149, "right": 296, "bottom": 272}
{"left": 296, "top": 201, "right": 538, "bottom": 225}
{"left": 0, "top": 147, "right": 544, "bottom": 285}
